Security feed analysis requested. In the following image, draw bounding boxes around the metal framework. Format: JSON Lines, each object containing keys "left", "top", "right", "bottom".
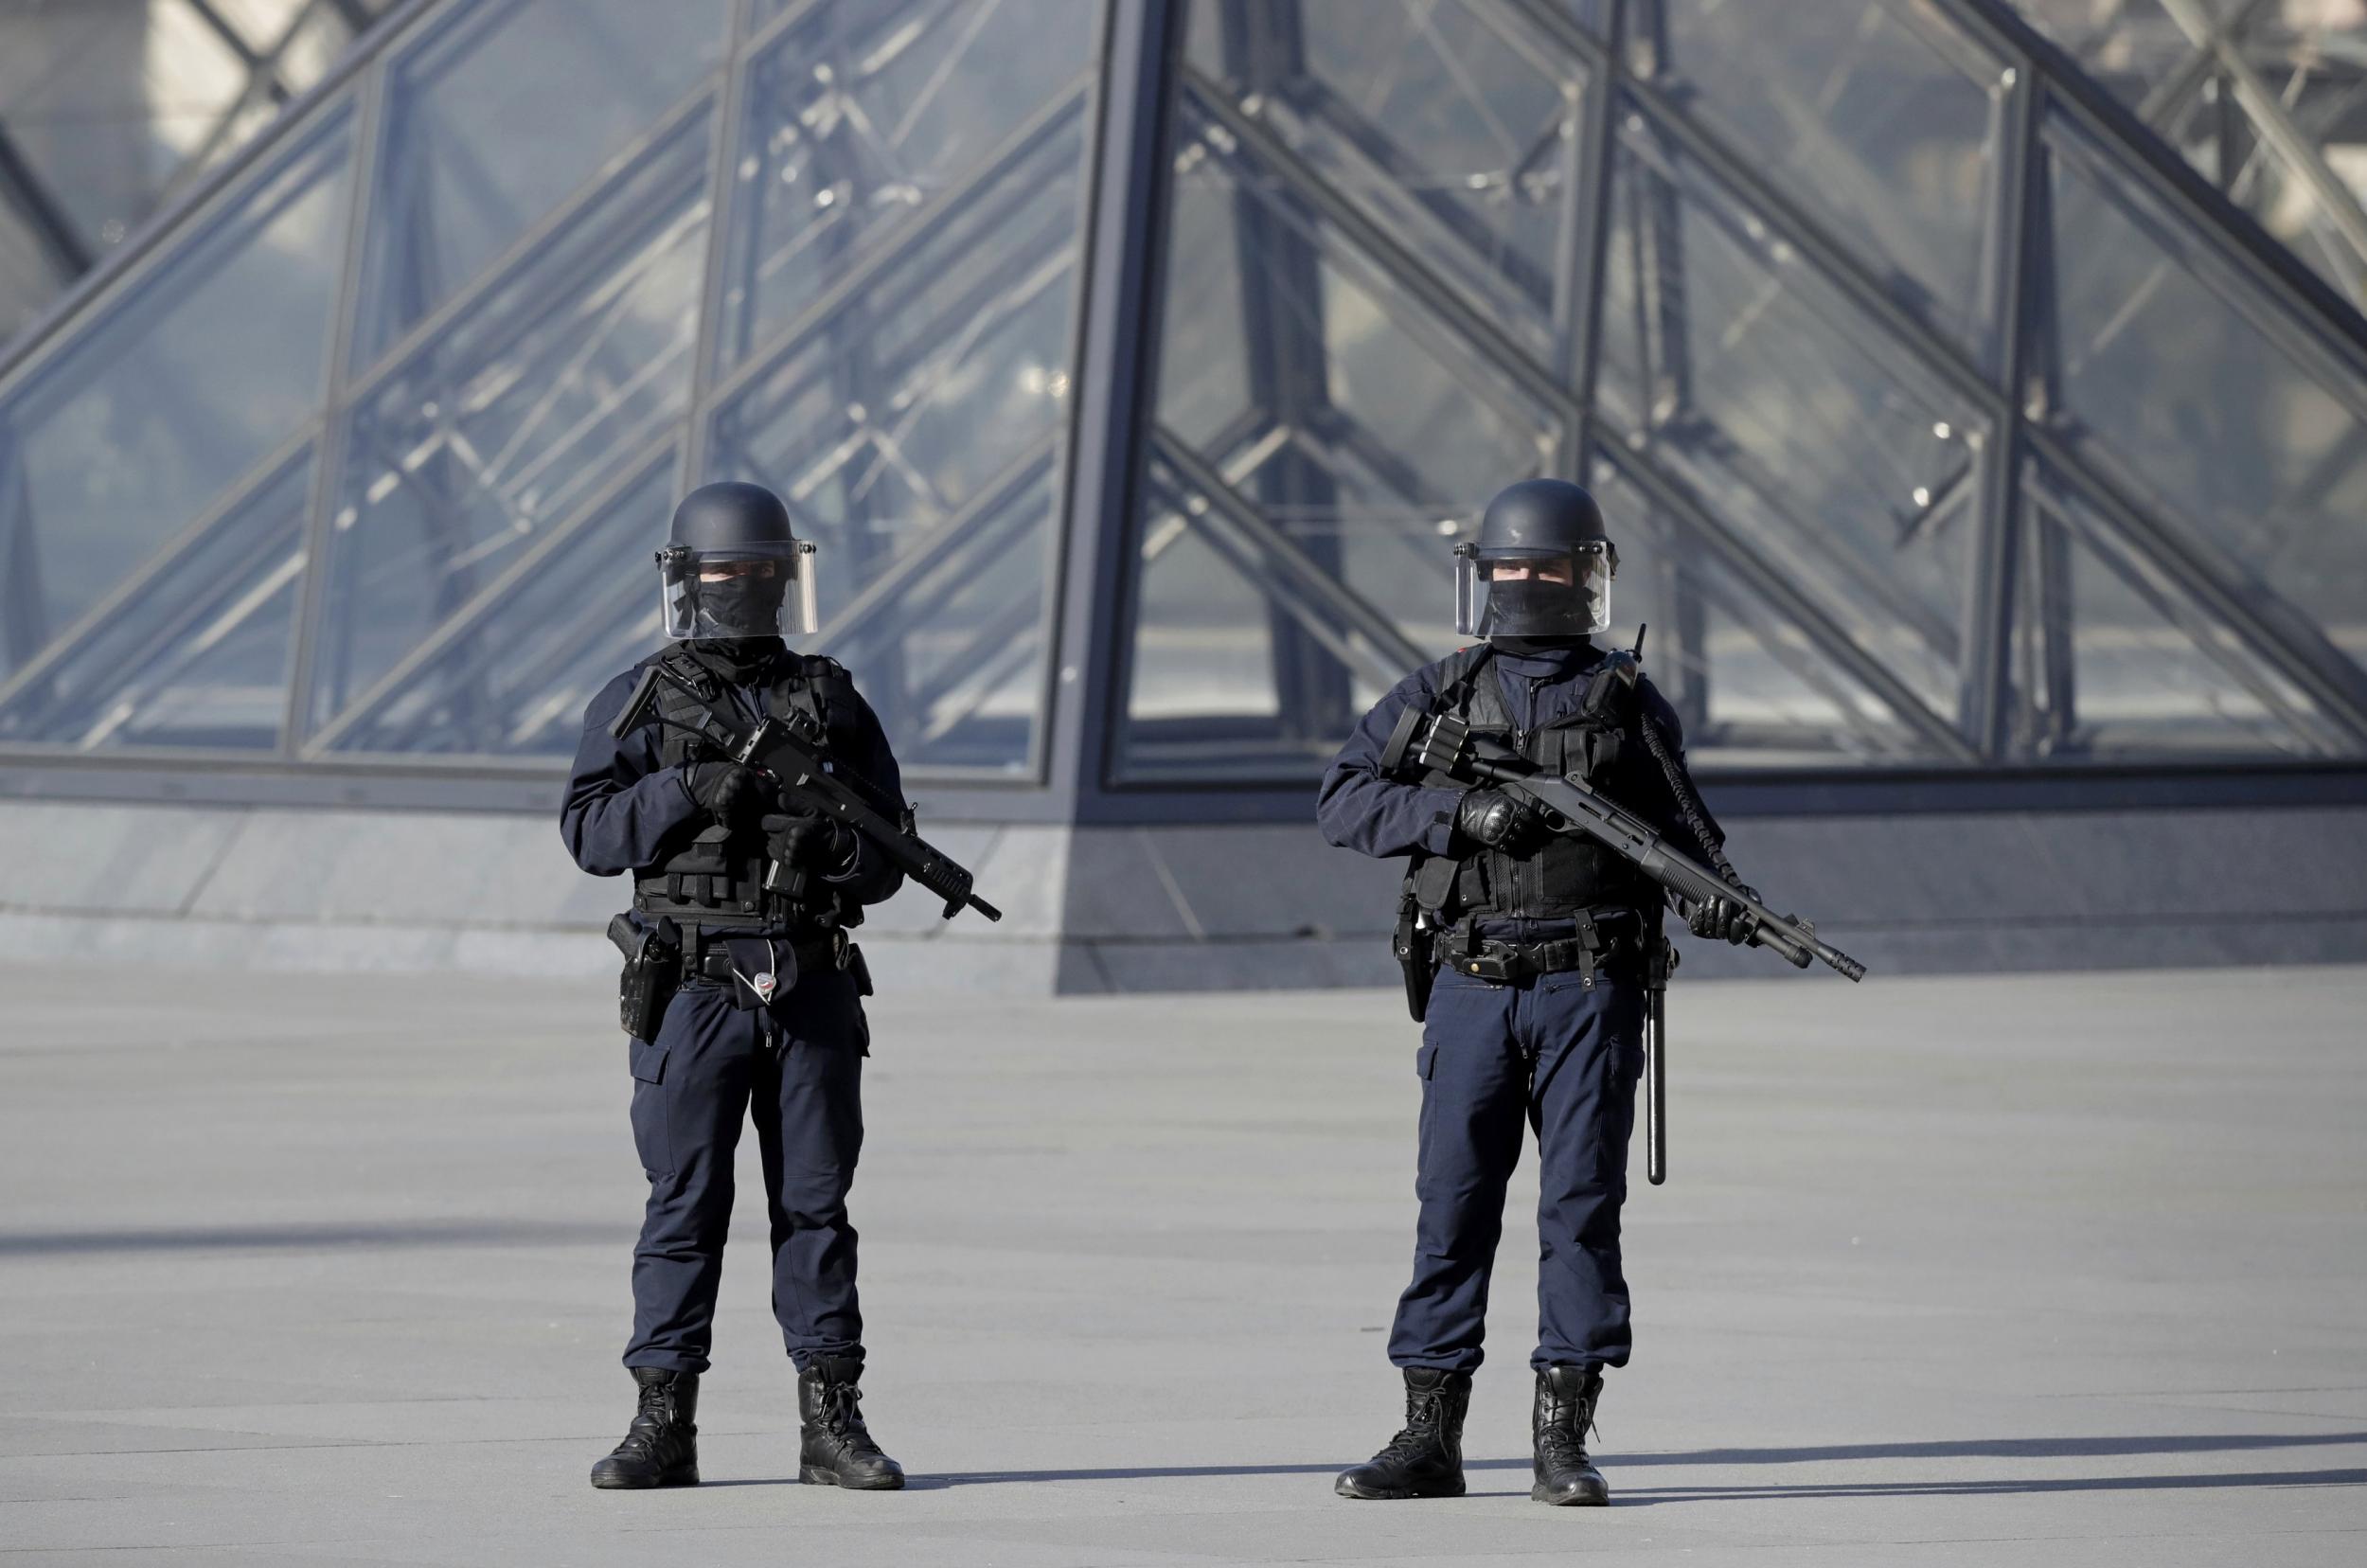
{"left": 0, "top": 0, "right": 2363, "bottom": 825}
{"left": 2022, "top": 0, "right": 2367, "bottom": 308}
{"left": 0, "top": 0, "right": 398, "bottom": 339}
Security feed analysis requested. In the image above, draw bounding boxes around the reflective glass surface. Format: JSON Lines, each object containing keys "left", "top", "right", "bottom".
{"left": 1117, "top": 57, "right": 1561, "bottom": 782}
{"left": 0, "top": 114, "right": 352, "bottom": 676}
{"left": 1184, "top": 0, "right": 1593, "bottom": 366}
{"left": 2010, "top": 460, "right": 2355, "bottom": 760}
{"left": 2046, "top": 116, "right": 2367, "bottom": 683}
{"left": 716, "top": 0, "right": 1098, "bottom": 374}
{"left": 323, "top": 461, "right": 670, "bottom": 755}
{"left": 352, "top": 0, "right": 732, "bottom": 363}
{"left": 1587, "top": 457, "right": 1935, "bottom": 767}
{"left": 0, "top": 2, "right": 393, "bottom": 343}
{"left": 707, "top": 92, "right": 1093, "bottom": 775}
{"left": 1591, "top": 121, "right": 1979, "bottom": 738}
{"left": 5, "top": 0, "right": 2365, "bottom": 796}
{"left": 0, "top": 451, "right": 311, "bottom": 751}
{"left": 309, "top": 111, "right": 713, "bottom": 735}
{"left": 1650, "top": 0, "right": 2008, "bottom": 358}
{"left": 2013, "top": 0, "right": 2367, "bottom": 305}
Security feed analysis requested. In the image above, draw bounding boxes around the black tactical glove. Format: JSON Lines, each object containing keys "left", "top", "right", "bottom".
{"left": 1454, "top": 789, "right": 1544, "bottom": 853}
{"left": 763, "top": 811, "right": 855, "bottom": 874}
{"left": 685, "top": 760, "right": 762, "bottom": 822}
{"left": 1687, "top": 883, "right": 1760, "bottom": 946}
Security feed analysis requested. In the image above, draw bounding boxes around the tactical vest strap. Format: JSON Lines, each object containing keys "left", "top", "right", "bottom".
{"left": 1402, "top": 643, "right": 1656, "bottom": 925}
{"left": 631, "top": 642, "right": 863, "bottom": 931}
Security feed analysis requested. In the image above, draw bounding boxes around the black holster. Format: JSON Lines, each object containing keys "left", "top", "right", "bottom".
{"left": 609, "top": 914, "right": 679, "bottom": 1041}
{"left": 1394, "top": 891, "right": 1437, "bottom": 1023}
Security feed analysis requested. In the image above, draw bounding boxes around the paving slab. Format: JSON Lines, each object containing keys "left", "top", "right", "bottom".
{"left": 0, "top": 963, "right": 2361, "bottom": 1565}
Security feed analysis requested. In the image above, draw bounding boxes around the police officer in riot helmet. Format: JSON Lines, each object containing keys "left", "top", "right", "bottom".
{"left": 1316, "top": 478, "right": 1755, "bottom": 1507}
{"left": 561, "top": 481, "right": 909, "bottom": 1493}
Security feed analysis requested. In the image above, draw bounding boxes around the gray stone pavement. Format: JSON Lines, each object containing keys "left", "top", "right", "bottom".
{"left": 0, "top": 961, "right": 2362, "bottom": 1566}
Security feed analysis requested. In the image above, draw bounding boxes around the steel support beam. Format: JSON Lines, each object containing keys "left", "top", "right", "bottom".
{"left": 1154, "top": 428, "right": 1430, "bottom": 686}
{"left": 2157, "top": 0, "right": 2367, "bottom": 300}
{"left": 1050, "top": 0, "right": 1184, "bottom": 800}
{"left": 1946, "top": 0, "right": 2367, "bottom": 366}
{"left": 1215, "top": 0, "right": 1351, "bottom": 751}
{"left": 1960, "top": 64, "right": 2042, "bottom": 758}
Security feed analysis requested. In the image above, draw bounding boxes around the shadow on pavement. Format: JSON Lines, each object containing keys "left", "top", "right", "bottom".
{"left": 1612, "top": 1432, "right": 2367, "bottom": 1466}
{"left": 0, "top": 1220, "right": 630, "bottom": 1256}
{"left": 1612, "top": 1467, "right": 2367, "bottom": 1505}
{"left": 702, "top": 1433, "right": 2367, "bottom": 1493}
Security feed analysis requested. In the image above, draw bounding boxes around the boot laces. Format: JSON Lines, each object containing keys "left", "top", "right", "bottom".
{"left": 1377, "top": 1393, "right": 1444, "bottom": 1461}
{"left": 1538, "top": 1388, "right": 1599, "bottom": 1467}
{"left": 1538, "top": 1419, "right": 1589, "bottom": 1466}
{"left": 816, "top": 1381, "right": 881, "bottom": 1453}
{"left": 614, "top": 1383, "right": 675, "bottom": 1459}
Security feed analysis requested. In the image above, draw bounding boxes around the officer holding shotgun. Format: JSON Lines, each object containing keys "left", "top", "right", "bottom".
{"left": 1315, "top": 478, "right": 1761, "bottom": 1509}
{"left": 561, "top": 481, "right": 915, "bottom": 1494}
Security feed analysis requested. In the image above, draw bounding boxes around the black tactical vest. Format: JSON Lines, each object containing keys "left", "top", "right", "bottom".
{"left": 630, "top": 642, "right": 875, "bottom": 933}
{"left": 1401, "top": 644, "right": 1660, "bottom": 926}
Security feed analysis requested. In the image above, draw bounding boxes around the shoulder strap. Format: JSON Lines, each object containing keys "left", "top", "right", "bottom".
{"left": 1432, "top": 644, "right": 1509, "bottom": 731}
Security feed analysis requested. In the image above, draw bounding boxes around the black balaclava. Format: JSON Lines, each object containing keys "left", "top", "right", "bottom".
{"left": 692, "top": 572, "right": 791, "bottom": 640}
{"left": 1486, "top": 576, "right": 1601, "bottom": 641}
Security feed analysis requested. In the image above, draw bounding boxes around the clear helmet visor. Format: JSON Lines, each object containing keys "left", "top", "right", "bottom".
{"left": 658, "top": 541, "right": 820, "bottom": 640}
{"left": 1453, "top": 544, "right": 1613, "bottom": 639}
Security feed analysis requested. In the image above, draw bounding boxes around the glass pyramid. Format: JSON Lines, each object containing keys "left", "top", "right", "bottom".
{"left": 0, "top": 0, "right": 2360, "bottom": 813}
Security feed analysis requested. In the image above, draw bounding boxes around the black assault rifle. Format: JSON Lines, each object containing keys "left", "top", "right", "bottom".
{"left": 612, "top": 663, "right": 1002, "bottom": 923}
{"left": 1379, "top": 707, "right": 1864, "bottom": 983}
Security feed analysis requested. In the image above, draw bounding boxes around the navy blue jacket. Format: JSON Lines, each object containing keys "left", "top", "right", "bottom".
{"left": 1317, "top": 641, "right": 1720, "bottom": 895}
{"left": 562, "top": 651, "right": 906, "bottom": 934}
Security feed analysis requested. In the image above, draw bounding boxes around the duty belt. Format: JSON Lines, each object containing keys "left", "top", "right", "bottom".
{"left": 1448, "top": 912, "right": 1633, "bottom": 989}
{"left": 684, "top": 930, "right": 848, "bottom": 989}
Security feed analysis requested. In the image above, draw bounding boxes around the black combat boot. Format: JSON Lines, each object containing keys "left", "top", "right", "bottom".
{"left": 1334, "top": 1367, "right": 1471, "bottom": 1499}
{"left": 797, "top": 1356, "right": 905, "bottom": 1489}
{"left": 589, "top": 1366, "right": 700, "bottom": 1489}
{"left": 1531, "top": 1363, "right": 1609, "bottom": 1506}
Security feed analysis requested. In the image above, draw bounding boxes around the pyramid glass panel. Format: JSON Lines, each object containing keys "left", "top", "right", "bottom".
{"left": 2013, "top": 0, "right": 2367, "bottom": 306}
{"left": 1184, "top": 0, "right": 1596, "bottom": 367}
{"left": 2010, "top": 461, "right": 2356, "bottom": 759}
{"left": 1594, "top": 120, "right": 1983, "bottom": 736}
{"left": 0, "top": 450, "right": 311, "bottom": 752}
{"left": 308, "top": 110, "right": 713, "bottom": 736}
{"left": 352, "top": 0, "right": 733, "bottom": 364}
{"left": 1647, "top": 0, "right": 2010, "bottom": 360}
{"left": 3, "top": 0, "right": 2366, "bottom": 804}
{"left": 1116, "top": 453, "right": 1298, "bottom": 782}
{"left": 320, "top": 460, "right": 669, "bottom": 756}
{"left": 1114, "top": 62, "right": 1564, "bottom": 783}
{"left": 1588, "top": 457, "right": 1941, "bottom": 767}
{"left": 714, "top": 0, "right": 1100, "bottom": 376}
{"left": 0, "top": 112, "right": 352, "bottom": 676}
{"left": 704, "top": 103, "right": 1093, "bottom": 775}
{"left": 2044, "top": 114, "right": 2367, "bottom": 694}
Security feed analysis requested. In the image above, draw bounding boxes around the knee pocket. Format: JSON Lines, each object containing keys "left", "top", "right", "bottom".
{"left": 629, "top": 1039, "right": 673, "bottom": 1179}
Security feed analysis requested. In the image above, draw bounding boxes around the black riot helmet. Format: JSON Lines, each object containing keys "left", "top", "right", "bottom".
{"left": 1453, "top": 478, "right": 1618, "bottom": 641}
{"left": 656, "top": 481, "right": 819, "bottom": 641}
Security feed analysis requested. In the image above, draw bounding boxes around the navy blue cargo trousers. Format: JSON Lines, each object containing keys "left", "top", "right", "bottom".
{"left": 1389, "top": 962, "right": 1646, "bottom": 1375}
{"left": 622, "top": 966, "right": 868, "bottom": 1376}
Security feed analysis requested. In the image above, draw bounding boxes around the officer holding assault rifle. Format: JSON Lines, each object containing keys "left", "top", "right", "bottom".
{"left": 562, "top": 476, "right": 1859, "bottom": 1508}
